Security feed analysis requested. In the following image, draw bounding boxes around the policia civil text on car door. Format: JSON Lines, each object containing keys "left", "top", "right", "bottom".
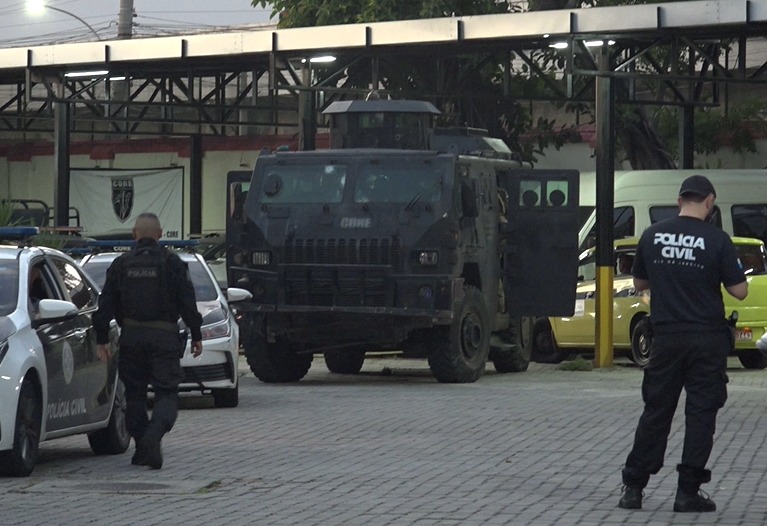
{"left": 618, "top": 175, "right": 748, "bottom": 513}
{"left": 94, "top": 213, "right": 203, "bottom": 470}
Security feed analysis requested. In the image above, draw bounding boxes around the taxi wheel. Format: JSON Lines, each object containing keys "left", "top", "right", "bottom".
{"left": 88, "top": 379, "right": 131, "bottom": 455}
{"left": 531, "top": 318, "right": 567, "bottom": 364}
{"left": 0, "top": 379, "right": 42, "bottom": 477}
{"left": 212, "top": 384, "right": 239, "bottom": 408}
{"left": 324, "top": 350, "right": 366, "bottom": 374}
{"left": 428, "top": 286, "right": 490, "bottom": 383}
{"left": 736, "top": 350, "right": 767, "bottom": 370}
{"left": 631, "top": 318, "right": 653, "bottom": 368}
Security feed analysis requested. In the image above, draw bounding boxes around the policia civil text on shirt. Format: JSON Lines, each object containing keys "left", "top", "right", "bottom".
{"left": 618, "top": 175, "right": 748, "bottom": 513}
{"left": 94, "top": 213, "right": 203, "bottom": 470}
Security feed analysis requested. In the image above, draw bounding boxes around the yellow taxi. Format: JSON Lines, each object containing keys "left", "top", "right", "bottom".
{"left": 532, "top": 237, "right": 767, "bottom": 369}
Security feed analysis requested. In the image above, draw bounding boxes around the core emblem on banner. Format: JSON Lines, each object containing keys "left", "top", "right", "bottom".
{"left": 112, "top": 178, "right": 134, "bottom": 222}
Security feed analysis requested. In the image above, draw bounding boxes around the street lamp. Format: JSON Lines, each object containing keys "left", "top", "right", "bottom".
{"left": 27, "top": 0, "right": 102, "bottom": 41}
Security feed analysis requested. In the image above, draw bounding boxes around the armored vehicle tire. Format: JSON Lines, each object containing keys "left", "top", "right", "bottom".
{"left": 88, "top": 379, "right": 131, "bottom": 455}
{"left": 530, "top": 318, "right": 567, "bottom": 364}
{"left": 212, "top": 384, "right": 240, "bottom": 408}
{"left": 491, "top": 316, "right": 536, "bottom": 372}
{"left": 737, "top": 350, "right": 767, "bottom": 370}
{"left": 427, "top": 286, "right": 490, "bottom": 383}
{"left": 631, "top": 317, "right": 653, "bottom": 368}
{"left": 324, "top": 350, "right": 366, "bottom": 374}
{"left": 0, "top": 379, "right": 42, "bottom": 477}
{"left": 244, "top": 335, "right": 313, "bottom": 383}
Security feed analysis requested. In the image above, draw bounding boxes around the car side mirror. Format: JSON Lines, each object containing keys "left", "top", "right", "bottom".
{"left": 33, "top": 299, "right": 78, "bottom": 328}
{"left": 226, "top": 287, "right": 252, "bottom": 303}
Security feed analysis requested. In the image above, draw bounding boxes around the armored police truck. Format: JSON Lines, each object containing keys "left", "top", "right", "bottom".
{"left": 227, "top": 99, "right": 579, "bottom": 383}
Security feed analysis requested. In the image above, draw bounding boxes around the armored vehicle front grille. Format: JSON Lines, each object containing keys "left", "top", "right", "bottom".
{"left": 283, "top": 266, "right": 392, "bottom": 307}
{"left": 284, "top": 238, "right": 402, "bottom": 268}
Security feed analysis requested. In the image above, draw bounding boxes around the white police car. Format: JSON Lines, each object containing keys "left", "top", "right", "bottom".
{"left": 79, "top": 247, "right": 251, "bottom": 408}
{"left": 0, "top": 228, "right": 129, "bottom": 476}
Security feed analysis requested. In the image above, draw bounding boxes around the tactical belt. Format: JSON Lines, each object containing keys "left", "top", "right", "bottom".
{"left": 123, "top": 318, "right": 178, "bottom": 333}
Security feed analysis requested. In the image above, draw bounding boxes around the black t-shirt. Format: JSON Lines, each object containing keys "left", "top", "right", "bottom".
{"left": 633, "top": 215, "right": 745, "bottom": 332}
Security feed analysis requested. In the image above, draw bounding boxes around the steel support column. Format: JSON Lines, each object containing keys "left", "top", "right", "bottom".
{"left": 53, "top": 97, "right": 70, "bottom": 227}
{"left": 680, "top": 105, "right": 695, "bottom": 168}
{"left": 594, "top": 44, "right": 616, "bottom": 368}
{"left": 190, "top": 134, "right": 203, "bottom": 236}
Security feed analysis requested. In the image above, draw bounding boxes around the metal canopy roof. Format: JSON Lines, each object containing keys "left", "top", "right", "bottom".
{"left": 0, "top": 0, "right": 765, "bottom": 74}
{"left": 0, "top": 0, "right": 766, "bottom": 140}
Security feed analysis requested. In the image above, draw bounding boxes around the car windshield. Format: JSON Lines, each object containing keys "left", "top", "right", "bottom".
{"left": 186, "top": 259, "right": 218, "bottom": 301}
{"left": 82, "top": 257, "right": 218, "bottom": 301}
{"left": 736, "top": 243, "right": 767, "bottom": 276}
{"left": 0, "top": 260, "right": 19, "bottom": 316}
{"left": 80, "top": 260, "right": 112, "bottom": 289}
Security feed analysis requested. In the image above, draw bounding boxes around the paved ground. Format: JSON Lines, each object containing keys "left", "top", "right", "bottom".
{"left": 2, "top": 354, "right": 767, "bottom": 526}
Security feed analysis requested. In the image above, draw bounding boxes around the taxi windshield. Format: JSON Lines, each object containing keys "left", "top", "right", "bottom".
{"left": 0, "top": 260, "right": 20, "bottom": 316}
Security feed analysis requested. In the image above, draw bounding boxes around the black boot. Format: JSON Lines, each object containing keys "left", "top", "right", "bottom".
{"left": 618, "top": 486, "right": 643, "bottom": 509}
{"left": 673, "top": 488, "right": 716, "bottom": 512}
{"left": 143, "top": 435, "right": 163, "bottom": 470}
{"left": 131, "top": 438, "right": 148, "bottom": 466}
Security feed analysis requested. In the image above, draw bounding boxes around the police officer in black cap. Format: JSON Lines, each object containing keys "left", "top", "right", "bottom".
{"left": 95, "top": 212, "right": 202, "bottom": 469}
{"left": 618, "top": 175, "right": 748, "bottom": 512}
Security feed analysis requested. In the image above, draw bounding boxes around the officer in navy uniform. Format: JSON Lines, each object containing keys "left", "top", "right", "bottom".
{"left": 618, "top": 175, "right": 748, "bottom": 512}
{"left": 95, "top": 212, "right": 203, "bottom": 469}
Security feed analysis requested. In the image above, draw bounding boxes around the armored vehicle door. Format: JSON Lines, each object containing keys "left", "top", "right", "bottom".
{"left": 498, "top": 169, "right": 580, "bottom": 317}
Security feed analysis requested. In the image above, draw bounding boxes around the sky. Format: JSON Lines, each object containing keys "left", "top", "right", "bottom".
{"left": 0, "top": 0, "right": 274, "bottom": 48}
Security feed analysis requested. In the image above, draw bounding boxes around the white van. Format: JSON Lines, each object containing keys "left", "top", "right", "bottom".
{"left": 578, "top": 169, "right": 767, "bottom": 250}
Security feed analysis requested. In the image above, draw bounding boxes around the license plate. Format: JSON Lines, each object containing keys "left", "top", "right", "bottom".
{"left": 736, "top": 328, "right": 753, "bottom": 341}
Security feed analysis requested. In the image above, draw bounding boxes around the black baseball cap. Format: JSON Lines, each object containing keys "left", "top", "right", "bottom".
{"left": 679, "top": 175, "right": 716, "bottom": 198}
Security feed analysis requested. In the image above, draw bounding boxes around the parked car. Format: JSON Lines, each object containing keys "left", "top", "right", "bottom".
{"left": 533, "top": 236, "right": 767, "bottom": 369}
{"left": 79, "top": 249, "right": 251, "bottom": 408}
{"left": 0, "top": 231, "right": 129, "bottom": 476}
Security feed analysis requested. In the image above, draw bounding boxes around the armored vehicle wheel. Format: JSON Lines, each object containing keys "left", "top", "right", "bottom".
{"left": 631, "top": 317, "right": 653, "bottom": 368}
{"left": 244, "top": 334, "right": 313, "bottom": 383}
{"left": 0, "top": 379, "right": 42, "bottom": 477}
{"left": 737, "top": 350, "right": 767, "bottom": 370}
{"left": 491, "top": 316, "right": 536, "bottom": 371}
{"left": 324, "top": 350, "right": 366, "bottom": 374}
{"left": 530, "top": 318, "right": 567, "bottom": 364}
{"left": 88, "top": 379, "right": 131, "bottom": 455}
{"left": 427, "top": 286, "right": 490, "bottom": 383}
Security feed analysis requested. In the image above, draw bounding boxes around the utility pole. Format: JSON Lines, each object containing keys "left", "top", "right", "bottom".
{"left": 118, "top": 0, "right": 134, "bottom": 39}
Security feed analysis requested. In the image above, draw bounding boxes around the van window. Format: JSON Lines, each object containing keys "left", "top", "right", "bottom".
{"left": 580, "top": 206, "right": 634, "bottom": 250}
{"left": 650, "top": 205, "right": 722, "bottom": 229}
{"left": 732, "top": 204, "right": 767, "bottom": 245}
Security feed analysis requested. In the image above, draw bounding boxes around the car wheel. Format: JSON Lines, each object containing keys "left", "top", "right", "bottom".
{"left": 631, "top": 317, "right": 653, "bottom": 368}
{"left": 531, "top": 318, "right": 567, "bottom": 364}
{"left": 88, "top": 379, "right": 131, "bottom": 455}
{"left": 736, "top": 350, "right": 767, "bottom": 370}
{"left": 427, "top": 286, "right": 490, "bottom": 383}
{"left": 324, "top": 350, "right": 366, "bottom": 374}
{"left": 0, "top": 379, "right": 42, "bottom": 477}
{"left": 212, "top": 383, "right": 239, "bottom": 408}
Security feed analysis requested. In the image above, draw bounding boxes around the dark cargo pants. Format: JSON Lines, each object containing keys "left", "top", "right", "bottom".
{"left": 622, "top": 329, "right": 730, "bottom": 492}
{"left": 118, "top": 327, "right": 183, "bottom": 445}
